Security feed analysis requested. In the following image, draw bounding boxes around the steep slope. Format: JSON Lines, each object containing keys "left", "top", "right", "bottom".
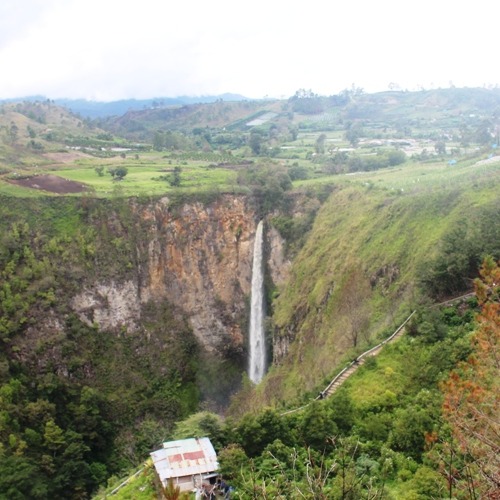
{"left": 71, "top": 196, "right": 256, "bottom": 351}
{"left": 247, "top": 164, "right": 499, "bottom": 410}
{"left": 0, "top": 194, "right": 292, "bottom": 390}
{"left": 0, "top": 192, "right": 295, "bottom": 497}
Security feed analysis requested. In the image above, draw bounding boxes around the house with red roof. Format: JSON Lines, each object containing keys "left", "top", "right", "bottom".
{"left": 150, "top": 437, "right": 219, "bottom": 492}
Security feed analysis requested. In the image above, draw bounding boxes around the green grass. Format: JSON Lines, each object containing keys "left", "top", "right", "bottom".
{"left": 94, "top": 463, "right": 157, "bottom": 500}
{"left": 343, "top": 344, "right": 406, "bottom": 410}
{"left": 254, "top": 156, "right": 499, "bottom": 407}
{"left": 2, "top": 126, "right": 498, "bottom": 200}
{"left": 0, "top": 181, "right": 51, "bottom": 197}
{"left": 0, "top": 156, "right": 243, "bottom": 198}
{"left": 295, "top": 156, "right": 500, "bottom": 192}
{"left": 57, "top": 164, "right": 237, "bottom": 194}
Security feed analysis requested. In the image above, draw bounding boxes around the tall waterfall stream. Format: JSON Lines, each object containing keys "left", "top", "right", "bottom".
{"left": 248, "top": 220, "right": 266, "bottom": 384}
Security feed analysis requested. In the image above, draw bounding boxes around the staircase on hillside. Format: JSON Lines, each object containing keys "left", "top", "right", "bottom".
{"left": 281, "top": 292, "right": 475, "bottom": 416}
{"left": 321, "top": 322, "right": 408, "bottom": 398}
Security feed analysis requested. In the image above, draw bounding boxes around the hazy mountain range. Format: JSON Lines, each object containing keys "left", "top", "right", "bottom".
{"left": 0, "top": 93, "right": 248, "bottom": 118}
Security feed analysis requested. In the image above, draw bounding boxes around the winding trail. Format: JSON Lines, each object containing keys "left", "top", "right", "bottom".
{"left": 281, "top": 292, "right": 474, "bottom": 416}
{"left": 319, "top": 310, "right": 415, "bottom": 400}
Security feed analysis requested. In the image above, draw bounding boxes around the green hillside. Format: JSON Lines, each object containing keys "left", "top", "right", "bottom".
{"left": 0, "top": 88, "right": 498, "bottom": 499}
{"left": 105, "top": 279, "right": 498, "bottom": 499}
{"left": 93, "top": 87, "right": 500, "bottom": 155}
{"left": 2, "top": 87, "right": 499, "bottom": 200}
{"left": 229, "top": 157, "right": 499, "bottom": 415}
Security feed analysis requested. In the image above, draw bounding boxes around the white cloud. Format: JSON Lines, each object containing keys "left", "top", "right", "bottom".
{"left": 0, "top": 0, "right": 498, "bottom": 100}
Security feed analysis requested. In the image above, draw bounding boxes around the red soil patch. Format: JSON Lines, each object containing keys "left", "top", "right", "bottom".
{"left": 9, "top": 174, "right": 88, "bottom": 194}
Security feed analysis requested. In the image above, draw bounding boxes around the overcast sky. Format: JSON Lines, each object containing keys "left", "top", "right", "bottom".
{"left": 1, "top": 0, "right": 498, "bottom": 101}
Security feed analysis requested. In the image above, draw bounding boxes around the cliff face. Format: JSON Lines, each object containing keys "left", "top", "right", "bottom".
{"left": 142, "top": 196, "right": 255, "bottom": 351}
{"left": 71, "top": 195, "right": 289, "bottom": 354}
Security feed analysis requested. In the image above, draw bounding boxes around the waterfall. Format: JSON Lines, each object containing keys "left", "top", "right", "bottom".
{"left": 249, "top": 220, "right": 266, "bottom": 384}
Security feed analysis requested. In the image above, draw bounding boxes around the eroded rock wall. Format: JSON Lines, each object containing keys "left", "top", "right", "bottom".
{"left": 141, "top": 195, "right": 255, "bottom": 351}
{"left": 71, "top": 195, "right": 290, "bottom": 354}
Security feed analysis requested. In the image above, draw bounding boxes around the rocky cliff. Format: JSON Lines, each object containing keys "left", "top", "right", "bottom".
{"left": 71, "top": 195, "right": 289, "bottom": 355}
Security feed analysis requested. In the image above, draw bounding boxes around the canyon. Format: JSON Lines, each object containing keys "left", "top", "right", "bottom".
{"left": 60, "top": 195, "right": 290, "bottom": 359}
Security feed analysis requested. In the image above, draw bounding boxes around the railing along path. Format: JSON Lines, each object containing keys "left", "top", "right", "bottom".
{"left": 280, "top": 292, "right": 474, "bottom": 416}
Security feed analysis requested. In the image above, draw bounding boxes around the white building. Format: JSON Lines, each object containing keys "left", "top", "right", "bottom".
{"left": 150, "top": 437, "right": 219, "bottom": 492}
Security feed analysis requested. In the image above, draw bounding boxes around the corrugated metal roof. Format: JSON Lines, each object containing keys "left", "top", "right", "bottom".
{"left": 150, "top": 437, "right": 219, "bottom": 482}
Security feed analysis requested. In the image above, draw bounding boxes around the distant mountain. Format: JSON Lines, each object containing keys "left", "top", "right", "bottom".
{"left": 99, "top": 99, "right": 284, "bottom": 140}
{"left": 0, "top": 93, "right": 249, "bottom": 119}
{"left": 56, "top": 94, "right": 250, "bottom": 118}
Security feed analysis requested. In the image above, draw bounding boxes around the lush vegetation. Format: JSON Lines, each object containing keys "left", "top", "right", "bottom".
{"left": 210, "top": 268, "right": 496, "bottom": 499}
{"left": 0, "top": 198, "right": 200, "bottom": 498}
{"left": 2, "top": 87, "right": 500, "bottom": 200}
{"left": 0, "top": 88, "right": 499, "bottom": 498}
{"left": 109, "top": 263, "right": 498, "bottom": 498}
{"left": 246, "top": 161, "right": 499, "bottom": 411}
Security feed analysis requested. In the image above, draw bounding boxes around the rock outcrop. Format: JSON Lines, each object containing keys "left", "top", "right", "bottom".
{"left": 71, "top": 195, "right": 290, "bottom": 354}
{"left": 141, "top": 195, "right": 256, "bottom": 351}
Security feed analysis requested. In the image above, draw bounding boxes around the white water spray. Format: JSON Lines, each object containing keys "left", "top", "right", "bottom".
{"left": 249, "top": 220, "right": 266, "bottom": 384}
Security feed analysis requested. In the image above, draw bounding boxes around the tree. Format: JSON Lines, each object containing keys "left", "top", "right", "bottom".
{"left": 299, "top": 402, "right": 338, "bottom": 450}
{"left": 43, "top": 419, "right": 65, "bottom": 452}
{"left": 249, "top": 131, "right": 263, "bottom": 155}
{"left": 420, "top": 221, "right": 482, "bottom": 298}
{"left": 345, "top": 123, "right": 363, "bottom": 147}
{"left": 237, "top": 164, "right": 292, "bottom": 215}
{"left": 389, "top": 404, "right": 435, "bottom": 459}
{"left": 173, "top": 411, "right": 223, "bottom": 449}
{"left": 115, "top": 166, "right": 128, "bottom": 180}
{"left": 328, "top": 390, "right": 355, "bottom": 434}
{"left": 94, "top": 166, "right": 105, "bottom": 177}
{"left": 8, "top": 122, "right": 18, "bottom": 144}
{"left": 407, "top": 466, "right": 447, "bottom": 498}
{"left": 169, "top": 166, "right": 181, "bottom": 187}
{"left": 27, "top": 125, "right": 36, "bottom": 138}
{"left": 387, "top": 149, "right": 406, "bottom": 166}
{"left": 289, "top": 89, "right": 326, "bottom": 114}
{"left": 108, "top": 166, "right": 128, "bottom": 181}
{"left": 315, "top": 134, "right": 327, "bottom": 154}
{"left": 475, "top": 119, "right": 493, "bottom": 145}
{"left": 288, "top": 163, "right": 309, "bottom": 181}
{"left": 153, "top": 131, "right": 164, "bottom": 151}
{"left": 289, "top": 125, "right": 298, "bottom": 141}
{"left": 331, "top": 436, "right": 363, "bottom": 500}
{"left": 338, "top": 266, "right": 371, "bottom": 347}
{"left": 435, "top": 141, "right": 446, "bottom": 155}
{"left": 441, "top": 257, "right": 499, "bottom": 497}
{"left": 0, "top": 455, "right": 48, "bottom": 499}
{"left": 218, "top": 444, "right": 249, "bottom": 481}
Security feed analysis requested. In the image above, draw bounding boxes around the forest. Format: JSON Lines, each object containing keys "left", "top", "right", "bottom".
{"left": 0, "top": 87, "right": 498, "bottom": 499}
